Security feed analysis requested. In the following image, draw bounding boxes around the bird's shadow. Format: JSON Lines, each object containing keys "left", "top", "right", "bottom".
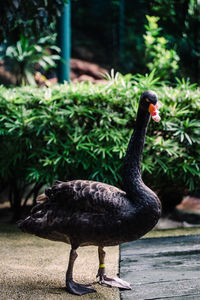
{"left": 46, "top": 286, "right": 67, "bottom": 294}
{"left": 47, "top": 282, "right": 100, "bottom": 294}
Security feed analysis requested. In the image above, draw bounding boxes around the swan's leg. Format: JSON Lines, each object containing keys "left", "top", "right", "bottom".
{"left": 66, "top": 247, "right": 96, "bottom": 295}
{"left": 96, "top": 246, "right": 131, "bottom": 290}
{"left": 96, "top": 246, "right": 106, "bottom": 283}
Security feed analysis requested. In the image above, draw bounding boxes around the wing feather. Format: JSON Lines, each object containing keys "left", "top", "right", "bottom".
{"left": 47, "top": 180, "right": 127, "bottom": 213}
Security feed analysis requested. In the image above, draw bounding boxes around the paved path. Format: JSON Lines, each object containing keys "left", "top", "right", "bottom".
{"left": 120, "top": 235, "right": 200, "bottom": 300}
{"left": 0, "top": 223, "right": 119, "bottom": 300}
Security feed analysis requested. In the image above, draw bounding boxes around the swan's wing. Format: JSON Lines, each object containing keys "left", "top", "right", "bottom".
{"left": 46, "top": 180, "right": 127, "bottom": 213}
{"left": 20, "top": 180, "right": 128, "bottom": 244}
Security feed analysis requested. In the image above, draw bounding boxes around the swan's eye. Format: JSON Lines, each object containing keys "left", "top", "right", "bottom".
{"left": 146, "top": 98, "right": 150, "bottom": 103}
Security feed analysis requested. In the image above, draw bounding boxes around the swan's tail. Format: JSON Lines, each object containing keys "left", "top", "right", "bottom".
{"left": 17, "top": 215, "right": 42, "bottom": 235}
{"left": 17, "top": 200, "right": 49, "bottom": 235}
{"left": 17, "top": 187, "right": 52, "bottom": 235}
{"left": 17, "top": 180, "right": 67, "bottom": 238}
{"left": 17, "top": 181, "right": 59, "bottom": 232}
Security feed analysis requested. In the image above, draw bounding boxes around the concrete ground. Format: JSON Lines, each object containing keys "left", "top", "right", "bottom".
{"left": 0, "top": 224, "right": 119, "bottom": 300}
{"left": 120, "top": 234, "right": 200, "bottom": 300}
{"left": 2, "top": 211, "right": 200, "bottom": 300}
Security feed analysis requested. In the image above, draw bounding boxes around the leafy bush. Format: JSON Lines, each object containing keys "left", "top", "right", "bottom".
{"left": 0, "top": 73, "right": 199, "bottom": 218}
{"left": 144, "top": 15, "right": 180, "bottom": 80}
{"left": 0, "top": 0, "right": 64, "bottom": 43}
{"left": 1, "top": 35, "right": 60, "bottom": 85}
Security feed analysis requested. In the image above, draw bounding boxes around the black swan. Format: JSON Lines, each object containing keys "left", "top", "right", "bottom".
{"left": 18, "top": 90, "right": 162, "bottom": 295}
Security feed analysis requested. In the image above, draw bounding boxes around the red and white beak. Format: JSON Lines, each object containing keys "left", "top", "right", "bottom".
{"left": 149, "top": 103, "right": 161, "bottom": 122}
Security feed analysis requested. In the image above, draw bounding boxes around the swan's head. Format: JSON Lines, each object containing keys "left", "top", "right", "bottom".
{"left": 140, "top": 90, "right": 161, "bottom": 122}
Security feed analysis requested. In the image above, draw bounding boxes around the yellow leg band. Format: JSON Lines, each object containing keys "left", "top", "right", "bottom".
{"left": 99, "top": 264, "right": 105, "bottom": 268}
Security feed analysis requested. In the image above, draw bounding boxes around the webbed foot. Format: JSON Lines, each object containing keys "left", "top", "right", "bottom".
{"left": 96, "top": 246, "right": 131, "bottom": 290}
{"left": 98, "top": 274, "right": 131, "bottom": 290}
{"left": 66, "top": 279, "right": 96, "bottom": 295}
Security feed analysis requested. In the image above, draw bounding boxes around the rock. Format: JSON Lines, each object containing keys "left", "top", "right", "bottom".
{"left": 172, "top": 196, "right": 200, "bottom": 224}
{"left": 70, "top": 58, "right": 108, "bottom": 83}
{"left": 0, "top": 58, "right": 108, "bottom": 86}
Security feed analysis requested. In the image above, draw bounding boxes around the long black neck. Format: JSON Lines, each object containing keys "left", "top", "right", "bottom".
{"left": 123, "top": 105, "right": 150, "bottom": 198}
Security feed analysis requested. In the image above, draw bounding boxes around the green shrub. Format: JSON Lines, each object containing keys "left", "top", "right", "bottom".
{"left": 1, "top": 35, "right": 60, "bottom": 85}
{"left": 0, "top": 73, "right": 199, "bottom": 218}
{"left": 144, "top": 15, "right": 180, "bottom": 81}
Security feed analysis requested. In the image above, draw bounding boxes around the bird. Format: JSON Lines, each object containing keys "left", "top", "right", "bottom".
{"left": 18, "top": 90, "right": 162, "bottom": 296}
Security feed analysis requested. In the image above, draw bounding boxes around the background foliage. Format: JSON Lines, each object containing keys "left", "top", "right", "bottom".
{"left": 0, "top": 0, "right": 63, "bottom": 85}
{"left": 0, "top": 73, "right": 199, "bottom": 219}
{"left": 0, "top": 0, "right": 64, "bottom": 43}
{"left": 144, "top": 15, "right": 180, "bottom": 81}
{"left": 0, "top": 0, "right": 199, "bottom": 83}
{"left": 1, "top": 35, "right": 60, "bottom": 85}
{"left": 71, "top": 0, "right": 200, "bottom": 82}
